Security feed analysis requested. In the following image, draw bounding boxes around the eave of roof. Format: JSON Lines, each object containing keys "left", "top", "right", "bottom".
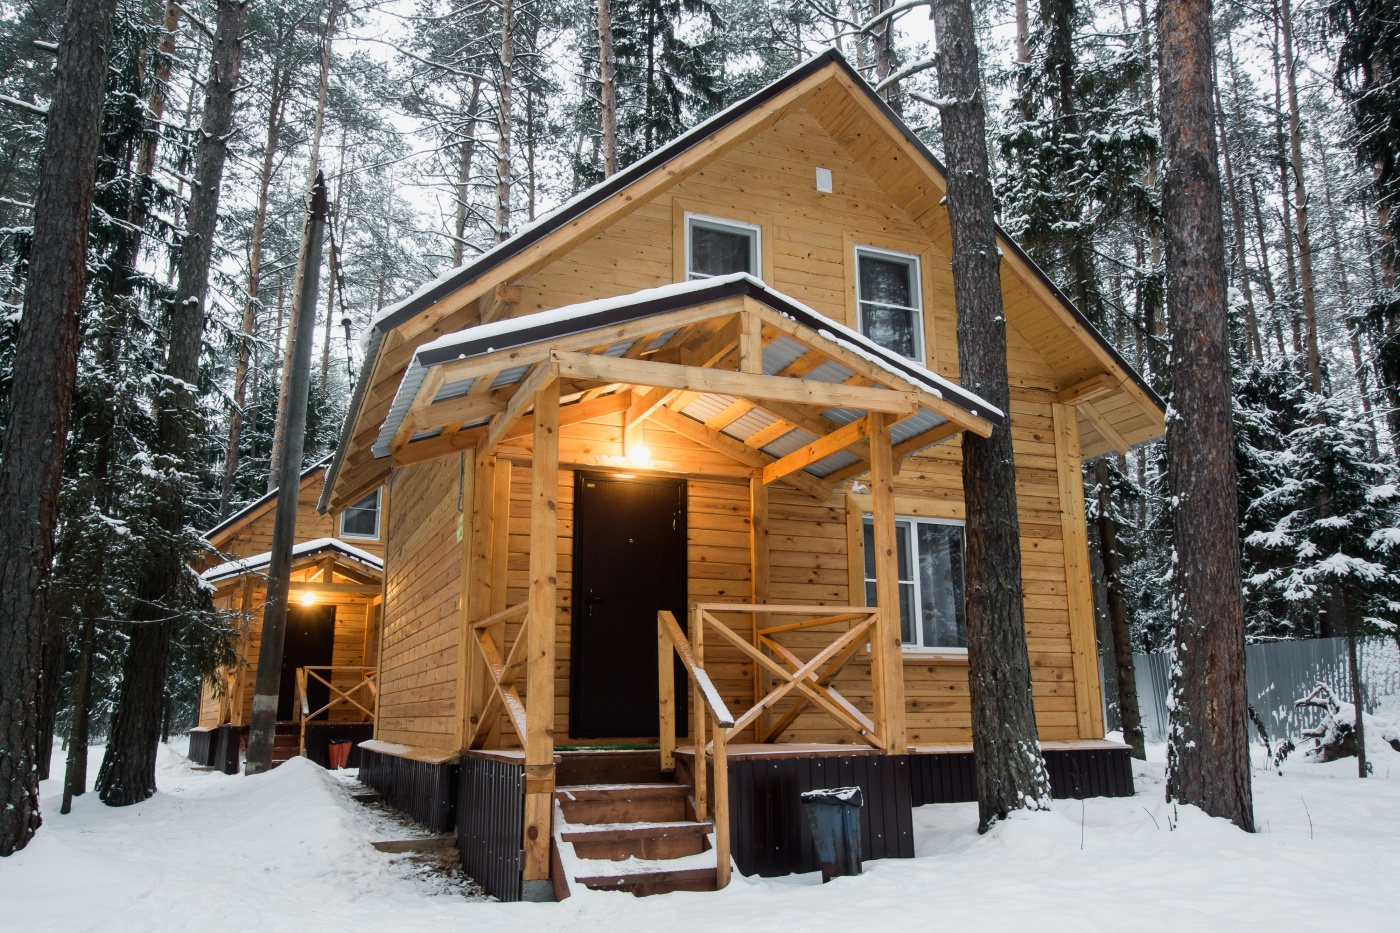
{"left": 322, "top": 48, "right": 1162, "bottom": 511}
{"left": 201, "top": 536, "right": 384, "bottom": 585}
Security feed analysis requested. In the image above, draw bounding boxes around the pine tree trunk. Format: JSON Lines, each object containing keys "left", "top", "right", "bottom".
{"left": 599, "top": 0, "right": 618, "bottom": 176}
{"left": 1157, "top": 0, "right": 1254, "bottom": 832}
{"left": 0, "top": 0, "right": 119, "bottom": 856}
{"left": 321, "top": 128, "right": 347, "bottom": 392}
{"left": 220, "top": 73, "right": 287, "bottom": 517}
{"left": 59, "top": 607, "right": 97, "bottom": 814}
{"left": 931, "top": 0, "right": 1051, "bottom": 832}
{"left": 1278, "top": 0, "right": 1321, "bottom": 392}
{"left": 1213, "top": 71, "right": 1260, "bottom": 360}
{"left": 1344, "top": 589, "right": 1367, "bottom": 778}
{"left": 1095, "top": 461, "right": 1145, "bottom": 759}
{"left": 870, "top": 0, "right": 900, "bottom": 114}
{"left": 269, "top": 0, "right": 337, "bottom": 491}
{"left": 496, "top": 0, "right": 514, "bottom": 241}
{"left": 97, "top": 0, "right": 247, "bottom": 808}
{"left": 453, "top": 78, "right": 482, "bottom": 264}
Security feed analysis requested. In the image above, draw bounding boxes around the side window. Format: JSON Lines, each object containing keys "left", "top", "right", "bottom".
{"left": 339, "top": 489, "right": 381, "bottom": 540}
{"left": 855, "top": 246, "right": 924, "bottom": 363}
{"left": 686, "top": 214, "right": 760, "bottom": 280}
{"left": 863, "top": 515, "right": 966, "bottom": 650}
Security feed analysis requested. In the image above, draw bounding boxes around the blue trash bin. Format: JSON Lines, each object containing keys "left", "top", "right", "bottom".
{"left": 801, "top": 786, "right": 863, "bottom": 882}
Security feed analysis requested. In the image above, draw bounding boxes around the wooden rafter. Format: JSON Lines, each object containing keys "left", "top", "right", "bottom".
{"left": 649, "top": 406, "right": 829, "bottom": 500}
{"left": 761, "top": 415, "right": 871, "bottom": 486}
{"left": 480, "top": 362, "right": 560, "bottom": 456}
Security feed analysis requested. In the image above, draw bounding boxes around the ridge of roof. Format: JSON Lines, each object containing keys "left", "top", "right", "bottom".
{"left": 322, "top": 47, "right": 1162, "bottom": 510}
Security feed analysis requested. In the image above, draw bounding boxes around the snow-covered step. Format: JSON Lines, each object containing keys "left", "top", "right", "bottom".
{"left": 561, "top": 819, "right": 713, "bottom": 861}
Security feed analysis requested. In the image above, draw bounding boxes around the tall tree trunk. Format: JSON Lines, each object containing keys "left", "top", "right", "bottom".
{"left": 870, "top": 0, "right": 901, "bottom": 114}
{"left": 1278, "top": 0, "right": 1322, "bottom": 392}
{"left": 931, "top": 0, "right": 1051, "bottom": 832}
{"left": 598, "top": 0, "right": 618, "bottom": 176}
{"left": 1213, "top": 68, "right": 1261, "bottom": 360}
{"left": 96, "top": 0, "right": 247, "bottom": 807}
{"left": 269, "top": 0, "right": 337, "bottom": 491}
{"left": 453, "top": 78, "right": 482, "bottom": 264}
{"left": 59, "top": 608, "right": 97, "bottom": 814}
{"left": 220, "top": 71, "right": 288, "bottom": 516}
{"left": 495, "top": 0, "right": 514, "bottom": 242}
{"left": 1095, "top": 461, "right": 1144, "bottom": 759}
{"left": 0, "top": 0, "right": 119, "bottom": 856}
{"left": 1156, "top": 0, "right": 1254, "bottom": 832}
{"left": 321, "top": 127, "right": 347, "bottom": 391}
{"left": 1344, "top": 589, "right": 1367, "bottom": 778}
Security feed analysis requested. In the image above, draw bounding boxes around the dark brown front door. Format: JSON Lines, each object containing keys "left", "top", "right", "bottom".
{"left": 277, "top": 604, "right": 336, "bottom": 720}
{"left": 571, "top": 473, "right": 687, "bottom": 738}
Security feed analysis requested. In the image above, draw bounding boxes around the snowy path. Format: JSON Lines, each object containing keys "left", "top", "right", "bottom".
{"left": 2, "top": 741, "right": 1397, "bottom": 932}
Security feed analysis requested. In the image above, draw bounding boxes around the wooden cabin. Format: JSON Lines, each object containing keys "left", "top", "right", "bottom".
{"left": 319, "top": 50, "right": 1165, "bottom": 900}
{"left": 189, "top": 460, "right": 388, "bottom": 771}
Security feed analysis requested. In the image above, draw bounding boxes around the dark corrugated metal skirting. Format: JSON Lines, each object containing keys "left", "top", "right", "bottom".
{"left": 456, "top": 753, "right": 525, "bottom": 902}
{"left": 358, "top": 748, "right": 459, "bottom": 833}
{"left": 909, "top": 747, "right": 1135, "bottom": 806}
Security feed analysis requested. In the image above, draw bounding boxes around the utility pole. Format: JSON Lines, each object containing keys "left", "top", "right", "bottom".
{"left": 246, "top": 175, "right": 328, "bottom": 775}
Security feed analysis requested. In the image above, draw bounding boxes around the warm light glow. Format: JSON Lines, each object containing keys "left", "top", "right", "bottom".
{"left": 300, "top": 590, "right": 318, "bottom": 606}
{"left": 627, "top": 443, "right": 652, "bottom": 466}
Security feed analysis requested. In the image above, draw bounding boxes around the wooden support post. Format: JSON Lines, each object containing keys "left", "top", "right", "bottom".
{"left": 692, "top": 606, "right": 707, "bottom": 824}
{"left": 522, "top": 376, "right": 559, "bottom": 894}
{"left": 749, "top": 477, "right": 769, "bottom": 742}
{"left": 713, "top": 720, "right": 731, "bottom": 888}
{"left": 454, "top": 454, "right": 476, "bottom": 749}
{"left": 464, "top": 452, "right": 497, "bottom": 745}
{"left": 658, "top": 615, "right": 676, "bottom": 772}
{"left": 868, "top": 412, "right": 906, "bottom": 752}
{"left": 1052, "top": 403, "right": 1105, "bottom": 738}
{"left": 738, "top": 312, "right": 763, "bottom": 374}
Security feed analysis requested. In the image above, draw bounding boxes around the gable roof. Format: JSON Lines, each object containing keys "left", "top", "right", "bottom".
{"left": 201, "top": 536, "right": 384, "bottom": 586}
{"left": 323, "top": 49, "right": 1163, "bottom": 512}
{"left": 203, "top": 455, "right": 332, "bottom": 549}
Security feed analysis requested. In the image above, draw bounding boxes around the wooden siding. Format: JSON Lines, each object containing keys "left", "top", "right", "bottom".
{"left": 377, "top": 455, "right": 464, "bottom": 747}
{"left": 206, "top": 471, "right": 386, "bottom": 563}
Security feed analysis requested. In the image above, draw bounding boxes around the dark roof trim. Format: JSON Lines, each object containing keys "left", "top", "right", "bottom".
{"left": 325, "top": 47, "right": 1162, "bottom": 508}
{"left": 414, "top": 275, "right": 1002, "bottom": 425}
{"left": 205, "top": 455, "right": 332, "bottom": 543}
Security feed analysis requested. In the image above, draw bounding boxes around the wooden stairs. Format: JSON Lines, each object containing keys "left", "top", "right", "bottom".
{"left": 553, "top": 750, "right": 723, "bottom": 897}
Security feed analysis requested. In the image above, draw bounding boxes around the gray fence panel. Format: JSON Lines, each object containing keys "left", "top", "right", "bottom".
{"left": 1129, "top": 637, "right": 1400, "bottom": 745}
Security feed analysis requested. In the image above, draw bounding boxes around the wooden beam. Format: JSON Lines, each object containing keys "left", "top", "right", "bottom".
{"left": 1079, "top": 399, "right": 1130, "bottom": 454}
{"left": 817, "top": 419, "right": 964, "bottom": 487}
{"left": 624, "top": 385, "right": 673, "bottom": 455}
{"left": 649, "top": 406, "right": 830, "bottom": 500}
{"left": 480, "top": 361, "right": 560, "bottom": 455}
{"left": 454, "top": 454, "right": 475, "bottom": 749}
{"left": 1052, "top": 402, "right": 1105, "bottom": 739}
{"left": 551, "top": 349, "right": 920, "bottom": 414}
{"left": 867, "top": 412, "right": 905, "bottom": 752}
{"left": 287, "top": 581, "right": 382, "bottom": 596}
{"left": 522, "top": 379, "right": 559, "bottom": 885}
{"left": 479, "top": 282, "right": 523, "bottom": 325}
{"left": 411, "top": 385, "right": 515, "bottom": 434}
{"left": 1057, "top": 372, "right": 1118, "bottom": 406}
{"left": 749, "top": 477, "right": 769, "bottom": 742}
{"left": 762, "top": 415, "right": 871, "bottom": 486}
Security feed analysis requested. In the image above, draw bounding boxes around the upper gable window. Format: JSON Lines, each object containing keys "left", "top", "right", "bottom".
{"left": 339, "top": 489, "right": 381, "bottom": 540}
{"left": 856, "top": 245, "right": 924, "bottom": 363}
{"left": 686, "top": 214, "right": 760, "bottom": 280}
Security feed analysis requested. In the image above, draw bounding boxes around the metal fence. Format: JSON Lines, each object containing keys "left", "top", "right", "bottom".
{"left": 1128, "top": 637, "right": 1400, "bottom": 744}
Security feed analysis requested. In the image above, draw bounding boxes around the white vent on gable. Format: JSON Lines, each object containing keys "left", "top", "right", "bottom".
{"left": 815, "top": 166, "right": 833, "bottom": 193}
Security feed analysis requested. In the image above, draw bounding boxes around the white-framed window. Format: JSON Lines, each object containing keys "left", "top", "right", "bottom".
{"left": 863, "top": 515, "right": 966, "bottom": 651}
{"left": 855, "top": 245, "right": 924, "bottom": 363}
{"left": 686, "top": 213, "right": 760, "bottom": 280}
{"left": 339, "top": 489, "right": 381, "bottom": 540}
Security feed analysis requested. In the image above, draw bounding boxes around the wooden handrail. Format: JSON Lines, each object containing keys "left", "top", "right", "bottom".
{"left": 294, "top": 666, "right": 379, "bottom": 759}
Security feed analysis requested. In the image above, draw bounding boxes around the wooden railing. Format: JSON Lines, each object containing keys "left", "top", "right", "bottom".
{"left": 294, "top": 665, "right": 379, "bottom": 758}
{"left": 657, "top": 609, "right": 736, "bottom": 888}
{"left": 217, "top": 668, "right": 242, "bottom": 726}
{"left": 464, "top": 600, "right": 530, "bottom": 748}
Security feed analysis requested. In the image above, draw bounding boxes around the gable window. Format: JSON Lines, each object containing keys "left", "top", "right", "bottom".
{"left": 855, "top": 246, "right": 923, "bottom": 363}
{"left": 686, "top": 214, "right": 760, "bottom": 280}
{"left": 339, "top": 489, "right": 381, "bottom": 540}
{"left": 863, "top": 515, "right": 966, "bottom": 651}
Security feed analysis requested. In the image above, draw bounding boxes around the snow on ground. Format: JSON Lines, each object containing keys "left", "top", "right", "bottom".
{"left": 3, "top": 739, "right": 1398, "bottom": 932}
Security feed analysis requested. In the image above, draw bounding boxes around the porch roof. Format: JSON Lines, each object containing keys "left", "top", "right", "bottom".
{"left": 201, "top": 536, "right": 384, "bottom": 587}
{"left": 373, "top": 275, "right": 1001, "bottom": 495}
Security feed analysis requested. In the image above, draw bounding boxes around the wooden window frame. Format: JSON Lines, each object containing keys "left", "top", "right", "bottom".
{"left": 339, "top": 488, "right": 382, "bottom": 541}
{"left": 853, "top": 243, "right": 926, "bottom": 365}
{"left": 684, "top": 212, "right": 762, "bottom": 281}
{"left": 842, "top": 231, "right": 940, "bottom": 366}
{"left": 671, "top": 198, "right": 775, "bottom": 285}
{"left": 861, "top": 512, "right": 967, "bottom": 654}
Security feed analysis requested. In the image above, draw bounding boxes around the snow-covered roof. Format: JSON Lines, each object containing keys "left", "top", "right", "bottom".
{"left": 201, "top": 537, "right": 384, "bottom": 585}
{"left": 203, "top": 455, "right": 333, "bottom": 545}
{"left": 372, "top": 275, "right": 1003, "bottom": 472}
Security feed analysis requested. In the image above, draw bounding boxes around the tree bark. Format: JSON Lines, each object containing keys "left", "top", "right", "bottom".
{"left": 268, "top": 0, "right": 337, "bottom": 491}
{"left": 0, "top": 0, "right": 119, "bottom": 855}
{"left": 453, "top": 78, "right": 482, "bottom": 264}
{"left": 495, "top": 0, "right": 514, "bottom": 241}
{"left": 1278, "top": 0, "right": 1321, "bottom": 391}
{"left": 599, "top": 0, "right": 618, "bottom": 176}
{"left": 931, "top": 0, "right": 1051, "bottom": 832}
{"left": 1213, "top": 68, "right": 1261, "bottom": 360}
{"left": 1156, "top": 0, "right": 1254, "bottom": 832}
{"left": 1095, "top": 460, "right": 1145, "bottom": 759}
{"left": 96, "top": 0, "right": 247, "bottom": 807}
{"left": 220, "top": 68, "right": 288, "bottom": 517}
{"left": 59, "top": 608, "right": 97, "bottom": 814}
